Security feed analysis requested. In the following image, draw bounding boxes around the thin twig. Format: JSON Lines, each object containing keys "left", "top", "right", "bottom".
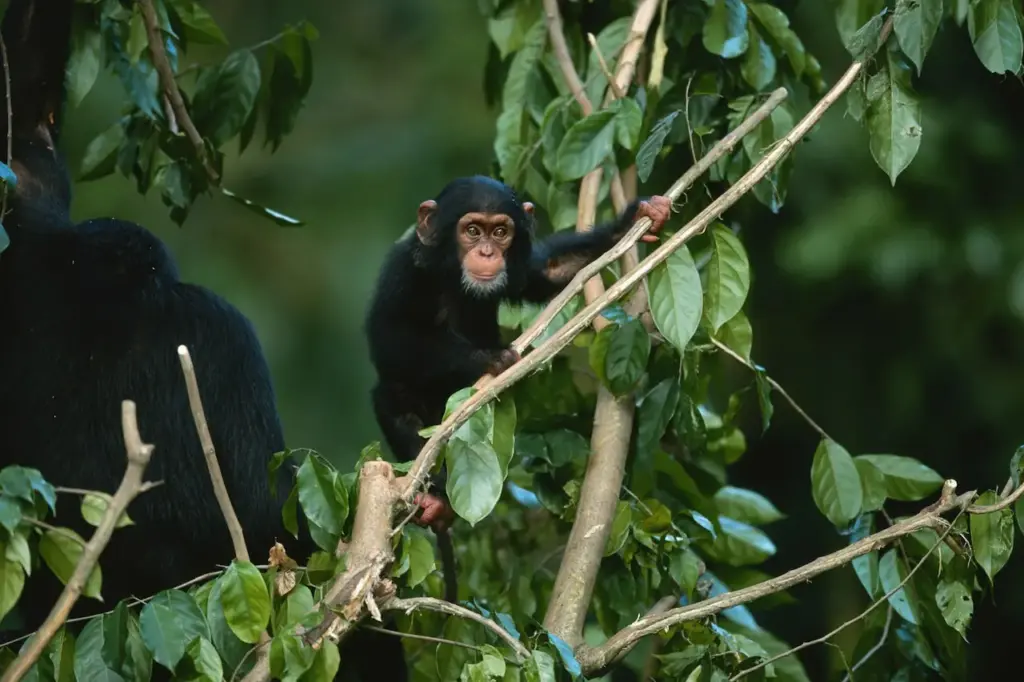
{"left": 839, "top": 605, "right": 893, "bottom": 682}
{"left": 177, "top": 345, "right": 250, "bottom": 563}
{"left": 731, "top": 509, "right": 963, "bottom": 681}
{"left": 711, "top": 338, "right": 832, "bottom": 442}
{"left": 361, "top": 624, "right": 484, "bottom": 653}
{"left": 401, "top": 87, "right": 789, "bottom": 504}
{"left": 0, "top": 34, "right": 12, "bottom": 218}
{"left": 136, "top": 0, "right": 218, "bottom": 183}
{"left": 586, "top": 33, "right": 625, "bottom": 99}
{"left": 966, "top": 479, "right": 1024, "bottom": 514}
{"left": 1, "top": 401, "right": 155, "bottom": 682}
{"left": 386, "top": 597, "right": 530, "bottom": 660}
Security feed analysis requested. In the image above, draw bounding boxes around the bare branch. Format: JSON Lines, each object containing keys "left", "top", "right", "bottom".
{"left": 711, "top": 338, "right": 833, "bottom": 442}
{"left": 1, "top": 401, "right": 156, "bottom": 682}
{"left": 586, "top": 33, "right": 625, "bottom": 100}
{"left": 731, "top": 510, "right": 962, "bottom": 681}
{"left": 579, "top": 485, "right": 969, "bottom": 675}
{"left": 966, "top": 479, "right": 1024, "bottom": 514}
{"left": 136, "top": 0, "right": 219, "bottom": 183}
{"left": 385, "top": 597, "right": 531, "bottom": 660}
{"left": 177, "top": 345, "right": 251, "bottom": 563}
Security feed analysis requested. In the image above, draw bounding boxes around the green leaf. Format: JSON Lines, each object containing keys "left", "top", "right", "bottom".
{"left": 0, "top": 466, "right": 57, "bottom": 512}
{"left": 968, "top": 0, "right": 1024, "bottom": 74}
{"left": 39, "top": 529, "right": 102, "bottom": 599}
{"left": 193, "top": 50, "right": 262, "bottom": 147}
{"left": 669, "top": 549, "right": 704, "bottom": 599}
{"left": 855, "top": 458, "right": 887, "bottom": 513}
{"left": 810, "top": 439, "right": 863, "bottom": 526}
{"left": 866, "top": 49, "right": 923, "bottom": 186}
{"left": 169, "top": 0, "right": 229, "bottom": 44}
{"left": 635, "top": 111, "right": 680, "bottom": 182}
{"left": 613, "top": 98, "right": 643, "bottom": 152}
{"left": 704, "top": 224, "right": 751, "bottom": 332}
{"left": 970, "top": 490, "right": 1015, "bottom": 585}
{"left": 740, "top": 21, "right": 776, "bottom": 90}
{"left": 139, "top": 590, "right": 210, "bottom": 670}
{"left": 296, "top": 454, "right": 348, "bottom": 536}
{"left": 554, "top": 110, "right": 617, "bottom": 181}
{"left": 4, "top": 531, "right": 30, "bottom": 576}
{"left": 219, "top": 561, "right": 271, "bottom": 644}
{"left": 584, "top": 17, "right": 632, "bottom": 106}
{"left": 176, "top": 637, "right": 223, "bottom": 682}
{"left": 66, "top": 21, "right": 103, "bottom": 108}
{"left": 447, "top": 439, "right": 503, "bottom": 526}
{"left": 404, "top": 527, "right": 437, "bottom": 588}
{"left": 702, "top": 516, "right": 776, "bottom": 567}
{"left": 749, "top": 3, "right": 807, "bottom": 77}
{"left": 855, "top": 455, "right": 943, "bottom": 501}
{"left": 81, "top": 492, "right": 134, "bottom": 528}
{"left": 79, "top": 122, "right": 124, "bottom": 182}
{"left": 0, "top": 551, "right": 24, "bottom": 623}
{"left": 636, "top": 379, "right": 680, "bottom": 459}
{"left": 269, "top": 632, "right": 316, "bottom": 681}
{"left": 1017, "top": 495, "right": 1024, "bottom": 539}
{"left": 650, "top": 246, "right": 703, "bottom": 353}
{"left": 126, "top": 8, "right": 148, "bottom": 64}
{"left": 603, "top": 501, "right": 632, "bottom": 557}
{"left": 753, "top": 367, "right": 773, "bottom": 434}
{"left": 935, "top": 580, "right": 973, "bottom": 641}
{"left": 74, "top": 603, "right": 152, "bottom": 682}
{"left": 273, "top": 585, "right": 316, "bottom": 634}
{"left": 716, "top": 311, "right": 753, "bottom": 361}
{"left": 894, "top": 0, "right": 943, "bottom": 74}
{"left": 844, "top": 9, "right": 887, "bottom": 61}
{"left": 0, "top": 224, "right": 8, "bottom": 256}
{"left": 220, "top": 188, "right": 305, "bottom": 227}
{"left": 206, "top": 580, "right": 250, "bottom": 674}
{"left": 298, "top": 640, "right": 340, "bottom": 682}
{"left": 603, "top": 319, "right": 651, "bottom": 395}
{"left": 713, "top": 486, "right": 784, "bottom": 526}
{"left": 703, "top": 0, "right": 750, "bottom": 59}
{"left": 850, "top": 515, "right": 880, "bottom": 598}
{"left": 492, "top": 397, "right": 517, "bottom": 478}
{"left": 878, "top": 549, "right": 918, "bottom": 624}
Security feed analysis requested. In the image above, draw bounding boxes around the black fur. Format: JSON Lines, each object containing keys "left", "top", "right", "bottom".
{"left": 366, "top": 175, "right": 644, "bottom": 599}
{"left": 0, "top": 3, "right": 405, "bottom": 680}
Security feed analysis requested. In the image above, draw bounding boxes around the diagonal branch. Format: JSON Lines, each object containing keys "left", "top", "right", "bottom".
{"left": 136, "top": 0, "right": 218, "bottom": 183}
{"left": 1, "top": 401, "right": 156, "bottom": 682}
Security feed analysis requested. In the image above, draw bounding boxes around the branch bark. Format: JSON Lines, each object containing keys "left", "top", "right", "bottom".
{"left": 136, "top": 0, "right": 219, "bottom": 183}
{"left": 1, "top": 401, "right": 155, "bottom": 682}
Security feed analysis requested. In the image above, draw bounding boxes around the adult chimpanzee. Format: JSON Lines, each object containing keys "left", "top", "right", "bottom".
{"left": 365, "top": 175, "right": 672, "bottom": 598}
{"left": 0, "top": 2, "right": 405, "bottom": 680}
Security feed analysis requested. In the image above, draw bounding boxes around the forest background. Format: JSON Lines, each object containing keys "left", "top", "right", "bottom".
{"left": 53, "top": 0, "right": 1024, "bottom": 679}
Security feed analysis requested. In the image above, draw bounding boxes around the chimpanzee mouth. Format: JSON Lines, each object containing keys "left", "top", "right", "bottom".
{"left": 462, "top": 268, "right": 507, "bottom": 297}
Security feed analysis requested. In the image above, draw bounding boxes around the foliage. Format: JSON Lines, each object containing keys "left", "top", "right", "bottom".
{"left": 69, "top": 0, "right": 316, "bottom": 225}
{"left": 1, "top": 0, "right": 1023, "bottom": 680}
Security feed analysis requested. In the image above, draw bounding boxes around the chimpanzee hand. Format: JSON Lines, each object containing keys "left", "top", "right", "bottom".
{"left": 483, "top": 347, "right": 520, "bottom": 376}
{"left": 413, "top": 492, "right": 455, "bottom": 532}
{"left": 634, "top": 195, "right": 673, "bottom": 243}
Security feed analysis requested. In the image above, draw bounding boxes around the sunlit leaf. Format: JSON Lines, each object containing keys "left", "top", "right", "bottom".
{"left": 856, "top": 455, "right": 943, "bottom": 501}
{"left": 447, "top": 439, "right": 503, "bottom": 525}
{"left": 702, "top": 516, "right": 776, "bottom": 566}
{"left": 704, "top": 224, "right": 751, "bottom": 332}
{"left": 716, "top": 311, "right": 753, "bottom": 361}
{"left": 703, "top": 0, "right": 749, "bottom": 59}
{"left": 81, "top": 492, "right": 134, "bottom": 528}
{"left": 219, "top": 561, "right": 271, "bottom": 644}
{"left": 740, "top": 21, "right": 776, "bottom": 90}
{"left": 39, "top": 529, "right": 102, "bottom": 600}
{"left": 713, "top": 486, "right": 784, "bottom": 526}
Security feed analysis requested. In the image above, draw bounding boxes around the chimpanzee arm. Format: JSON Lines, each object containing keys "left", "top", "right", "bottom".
{"left": 515, "top": 196, "right": 672, "bottom": 303}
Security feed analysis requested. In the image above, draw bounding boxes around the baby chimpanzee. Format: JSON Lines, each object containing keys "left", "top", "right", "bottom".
{"left": 366, "top": 175, "right": 671, "bottom": 599}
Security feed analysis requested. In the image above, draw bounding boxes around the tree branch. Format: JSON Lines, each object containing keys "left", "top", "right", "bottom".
{"left": 385, "top": 597, "right": 530, "bottom": 660}
{"left": 578, "top": 485, "right": 970, "bottom": 675}
{"left": 136, "top": 0, "right": 219, "bottom": 183}
{"left": 1, "top": 401, "right": 155, "bottom": 682}
{"left": 177, "top": 345, "right": 251, "bottom": 563}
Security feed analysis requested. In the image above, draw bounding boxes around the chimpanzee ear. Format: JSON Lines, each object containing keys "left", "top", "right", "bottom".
{"left": 1, "top": 0, "right": 74, "bottom": 142}
{"left": 416, "top": 200, "right": 439, "bottom": 245}
{"left": 522, "top": 202, "right": 535, "bottom": 215}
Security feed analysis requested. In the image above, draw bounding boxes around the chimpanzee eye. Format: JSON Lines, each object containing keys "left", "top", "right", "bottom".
{"left": 466, "top": 225, "right": 481, "bottom": 237}
{"left": 493, "top": 227, "right": 506, "bottom": 239}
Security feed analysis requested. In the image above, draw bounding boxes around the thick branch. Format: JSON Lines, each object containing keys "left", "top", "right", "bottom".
{"left": 136, "top": 0, "right": 218, "bottom": 183}
{"left": 578, "top": 486, "right": 970, "bottom": 675}
{"left": 1, "top": 401, "right": 155, "bottom": 682}
{"left": 177, "top": 345, "right": 250, "bottom": 563}
{"left": 402, "top": 87, "right": 788, "bottom": 504}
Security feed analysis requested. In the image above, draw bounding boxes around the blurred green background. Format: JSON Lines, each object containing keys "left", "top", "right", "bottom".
{"left": 58, "top": 0, "right": 1023, "bottom": 678}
